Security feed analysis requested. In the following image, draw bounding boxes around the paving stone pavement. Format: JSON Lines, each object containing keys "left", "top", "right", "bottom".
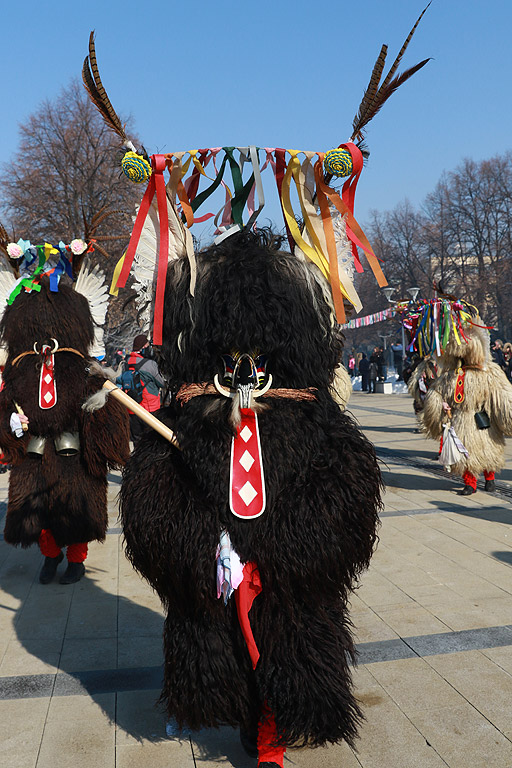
{"left": 2, "top": 390, "right": 512, "bottom": 766}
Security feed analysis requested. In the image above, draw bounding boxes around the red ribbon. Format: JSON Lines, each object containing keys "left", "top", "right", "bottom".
{"left": 274, "top": 148, "right": 295, "bottom": 253}
{"left": 116, "top": 155, "right": 169, "bottom": 345}
{"left": 339, "top": 142, "right": 364, "bottom": 273}
{"left": 234, "top": 561, "right": 262, "bottom": 669}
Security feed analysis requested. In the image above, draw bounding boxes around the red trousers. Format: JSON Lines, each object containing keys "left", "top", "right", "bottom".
{"left": 39, "top": 529, "right": 88, "bottom": 563}
{"left": 235, "top": 563, "right": 286, "bottom": 767}
{"left": 463, "top": 470, "right": 495, "bottom": 489}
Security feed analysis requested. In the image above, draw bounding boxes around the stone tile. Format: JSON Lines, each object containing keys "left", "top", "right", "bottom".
{"left": 0, "top": 696, "right": 49, "bottom": 765}
{"left": 352, "top": 606, "right": 401, "bottom": 644}
{"left": 116, "top": 740, "right": 195, "bottom": 767}
{"left": 367, "top": 656, "right": 465, "bottom": 713}
{"left": 36, "top": 693, "right": 115, "bottom": 768}
{"left": 65, "top": 595, "right": 118, "bottom": 639}
{"left": 424, "top": 650, "right": 512, "bottom": 736}
{"left": 288, "top": 742, "right": 363, "bottom": 766}
{"left": 374, "top": 602, "right": 451, "bottom": 637}
{"left": 408, "top": 704, "right": 512, "bottom": 768}
{"left": 60, "top": 637, "right": 117, "bottom": 672}
{"left": 0, "top": 637, "right": 61, "bottom": 676}
{"left": 115, "top": 689, "right": 167, "bottom": 745}
{"left": 190, "top": 726, "right": 256, "bottom": 767}
{"left": 351, "top": 666, "right": 448, "bottom": 768}
{"left": 117, "top": 597, "right": 164, "bottom": 637}
{"left": 117, "top": 634, "right": 163, "bottom": 669}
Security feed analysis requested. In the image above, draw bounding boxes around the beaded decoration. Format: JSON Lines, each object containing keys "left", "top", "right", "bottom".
{"left": 121, "top": 151, "right": 152, "bottom": 183}
{"left": 323, "top": 148, "right": 354, "bottom": 178}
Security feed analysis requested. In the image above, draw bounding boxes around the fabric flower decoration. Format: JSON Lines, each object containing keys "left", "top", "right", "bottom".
{"left": 70, "top": 239, "right": 87, "bottom": 255}
{"left": 6, "top": 243, "right": 23, "bottom": 259}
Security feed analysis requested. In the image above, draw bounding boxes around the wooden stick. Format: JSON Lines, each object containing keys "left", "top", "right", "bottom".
{"left": 14, "top": 402, "right": 29, "bottom": 432}
{"left": 102, "top": 380, "right": 180, "bottom": 448}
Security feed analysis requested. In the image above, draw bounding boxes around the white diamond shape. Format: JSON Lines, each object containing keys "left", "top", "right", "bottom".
{"left": 44, "top": 373, "right": 52, "bottom": 384}
{"left": 239, "top": 450, "right": 255, "bottom": 472}
{"left": 44, "top": 391, "right": 53, "bottom": 403}
{"left": 240, "top": 425, "right": 252, "bottom": 443}
{"left": 239, "top": 481, "right": 257, "bottom": 506}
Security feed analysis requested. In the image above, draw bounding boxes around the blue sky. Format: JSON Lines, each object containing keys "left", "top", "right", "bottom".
{"left": 2, "top": 0, "right": 511, "bottom": 230}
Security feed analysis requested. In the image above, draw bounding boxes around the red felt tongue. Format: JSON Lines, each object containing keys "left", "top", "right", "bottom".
{"left": 39, "top": 346, "right": 57, "bottom": 409}
{"left": 229, "top": 408, "right": 266, "bottom": 519}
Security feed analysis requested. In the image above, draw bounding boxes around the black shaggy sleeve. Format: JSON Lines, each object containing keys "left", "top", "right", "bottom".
{"left": 120, "top": 426, "right": 220, "bottom": 613}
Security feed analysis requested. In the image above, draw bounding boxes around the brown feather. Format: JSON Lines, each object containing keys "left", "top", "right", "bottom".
{"left": 378, "top": 3, "right": 431, "bottom": 95}
{"left": 356, "top": 58, "right": 430, "bottom": 133}
{"left": 351, "top": 45, "right": 388, "bottom": 141}
{"left": 350, "top": 4, "right": 431, "bottom": 142}
{"left": 82, "top": 31, "right": 127, "bottom": 143}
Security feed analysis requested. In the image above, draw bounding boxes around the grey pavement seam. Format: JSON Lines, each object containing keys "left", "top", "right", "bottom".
{"left": 2, "top": 625, "right": 512, "bottom": 701}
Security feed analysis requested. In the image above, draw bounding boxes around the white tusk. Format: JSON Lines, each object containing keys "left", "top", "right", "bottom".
{"left": 213, "top": 374, "right": 235, "bottom": 398}
{"left": 33, "top": 342, "right": 39, "bottom": 353}
{"left": 50, "top": 338, "right": 59, "bottom": 353}
{"left": 253, "top": 374, "right": 273, "bottom": 398}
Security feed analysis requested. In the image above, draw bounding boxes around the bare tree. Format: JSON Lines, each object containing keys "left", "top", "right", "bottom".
{"left": 0, "top": 79, "right": 142, "bottom": 355}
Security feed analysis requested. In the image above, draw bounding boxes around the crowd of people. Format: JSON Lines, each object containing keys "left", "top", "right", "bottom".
{"left": 347, "top": 347, "right": 387, "bottom": 392}
{"left": 491, "top": 339, "right": 512, "bottom": 381}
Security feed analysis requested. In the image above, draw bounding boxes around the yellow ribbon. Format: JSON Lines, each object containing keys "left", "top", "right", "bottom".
{"left": 110, "top": 250, "right": 126, "bottom": 296}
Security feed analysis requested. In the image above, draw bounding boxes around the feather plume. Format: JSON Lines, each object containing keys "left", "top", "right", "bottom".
{"left": 351, "top": 45, "right": 388, "bottom": 141}
{"left": 82, "top": 31, "right": 131, "bottom": 147}
{"left": 0, "top": 258, "right": 18, "bottom": 321}
{"left": 351, "top": 4, "right": 431, "bottom": 141}
{"left": 0, "top": 223, "right": 9, "bottom": 255}
{"left": 379, "top": 2, "right": 431, "bottom": 95}
{"left": 131, "top": 192, "right": 188, "bottom": 334}
{"left": 357, "top": 58, "right": 430, "bottom": 135}
{"left": 74, "top": 259, "right": 109, "bottom": 358}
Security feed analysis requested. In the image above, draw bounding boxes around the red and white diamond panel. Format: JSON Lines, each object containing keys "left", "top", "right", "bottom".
{"left": 229, "top": 408, "right": 266, "bottom": 519}
{"left": 39, "top": 347, "right": 57, "bottom": 410}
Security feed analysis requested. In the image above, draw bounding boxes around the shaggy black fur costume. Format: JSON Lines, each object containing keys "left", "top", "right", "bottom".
{"left": 121, "top": 230, "right": 382, "bottom": 748}
{"left": 0, "top": 277, "right": 129, "bottom": 548}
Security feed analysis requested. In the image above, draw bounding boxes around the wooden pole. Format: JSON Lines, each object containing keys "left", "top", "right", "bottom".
{"left": 102, "top": 380, "right": 180, "bottom": 449}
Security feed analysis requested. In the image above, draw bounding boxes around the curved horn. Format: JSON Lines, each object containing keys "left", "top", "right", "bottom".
{"left": 252, "top": 374, "right": 273, "bottom": 398}
{"left": 213, "top": 374, "right": 235, "bottom": 399}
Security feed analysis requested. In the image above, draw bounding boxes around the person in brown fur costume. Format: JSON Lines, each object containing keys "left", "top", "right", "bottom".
{"left": 121, "top": 229, "right": 382, "bottom": 766}
{"left": 422, "top": 306, "right": 512, "bottom": 495}
{"left": 0, "top": 244, "right": 130, "bottom": 584}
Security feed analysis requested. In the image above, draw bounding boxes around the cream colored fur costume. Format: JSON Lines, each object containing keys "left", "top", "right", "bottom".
{"left": 330, "top": 364, "right": 352, "bottom": 410}
{"left": 422, "top": 319, "right": 512, "bottom": 478}
{"left": 407, "top": 357, "right": 439, "bottom": 425}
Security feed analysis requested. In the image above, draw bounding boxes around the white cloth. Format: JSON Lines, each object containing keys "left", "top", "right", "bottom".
{"left": 216, "top": 530, "right": 244, "bottom": 604}
{"left": 439, "top": 423, "right": 468, "bottom": 472}
{"left": 10, "top": 412, "right": 24, "bottom": 438}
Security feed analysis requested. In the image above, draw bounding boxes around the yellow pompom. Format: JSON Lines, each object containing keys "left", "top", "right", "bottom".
{"left": 121, "top": 151, "right": 152, "bottom": 183}
{"left": 323, "top": 149, "right": 353, "bottom": 178}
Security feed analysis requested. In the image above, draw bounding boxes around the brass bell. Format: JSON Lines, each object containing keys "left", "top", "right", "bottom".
{"left": 54, "top": 432, "right": 80, "bottom": 457}
{"left": 26, "top": 435, "right": 46, "bottom": 458}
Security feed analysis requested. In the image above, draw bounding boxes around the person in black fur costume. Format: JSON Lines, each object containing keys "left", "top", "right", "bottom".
{"left": 121, "top": 229, "right": 382, "bottom": 766}
{"left": 0, "top": 275, "right": 130, "bottom": 584}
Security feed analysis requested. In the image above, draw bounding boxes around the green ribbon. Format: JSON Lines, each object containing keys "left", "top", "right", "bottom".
{"left": 7, "top": 265, "right": 45, "bottom": 305}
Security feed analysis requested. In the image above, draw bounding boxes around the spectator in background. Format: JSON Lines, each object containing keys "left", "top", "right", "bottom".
{"left": 359, "top": 353, "right": 370, "bottom": 392}
{"left": 370, "top": 347, "right": 385, "bottom": 381}
{"left": 118, "top": 334, "right": 164, "bottom": 442}
{"left": 504, "top": 342, "right": 512, "bottom": 382}
{"left": 492, "top": 339, "right": 506, "bottom": 372}
{"left": 348, "top": 354, "right": 356, "bottom": 377}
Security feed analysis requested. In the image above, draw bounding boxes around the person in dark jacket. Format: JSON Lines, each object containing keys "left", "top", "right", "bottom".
{"left": 358, "top": 353, "right": 370, "bottom": 392}
{"left": 117, "top": 334, "right": 164, "bottom": 442}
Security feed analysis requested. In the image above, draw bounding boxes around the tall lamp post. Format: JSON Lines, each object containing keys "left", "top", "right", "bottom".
{"left": 382, "top": 286, "right": 421, "bottom": 374}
